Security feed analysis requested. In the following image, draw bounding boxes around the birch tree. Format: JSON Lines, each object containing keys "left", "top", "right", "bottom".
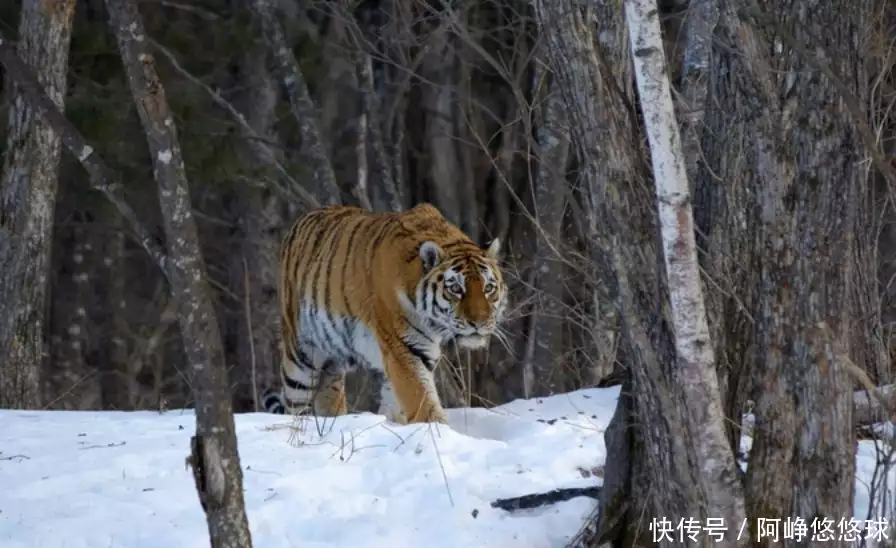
{"left": 0, "top": 0, "right": 76, "bottom": 409}
{"left": 534, "top": 0, "right": 735, "bottom": 544}
{"left": 624, "top": 0, "right": 746, "bottom": 539}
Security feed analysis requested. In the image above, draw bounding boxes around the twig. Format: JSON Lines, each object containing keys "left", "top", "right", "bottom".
{"left": 79, "top": 441, "right": 127, "bottom": 451}
{"left": 153, "top": 0, "right": 223, "bottom": 20}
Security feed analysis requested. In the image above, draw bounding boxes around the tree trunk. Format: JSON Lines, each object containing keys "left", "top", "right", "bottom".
{"left": 318, "top": 11, "right": 362, "bottom": 207}
{"left": 49, "top": 203, "right": 102, "bottom": 409}
{"left": 677, "top": 0, "right": 717, "bottom": 195}
{"left": 250, "top": 0, "right": 340, "bottom": 207}
{"left": 625, "top": 0, "right": 746, "bottom": 537}
{"left": 354, "top": 43, "right": 401, "bottom": 212}
{"left": 421, "top": 24, "right": 463, "bottom": 227}
{"left": 711, "top": 4, "right": 862, "bottom": 541}
{"left": 106, "top": 1, "right": 253, "bottom": 545}
{"left": 0, "top": 0, "right": 76, "bottom": 409}
{"left": 535, "top": 0, "right": 725, "bottom": 545}
{"left": 227, "top": 11, "right": 284, "bottom": 411}
{"left": 693, "top": 2, "right": 759, "bottom": 459}
{"left": 526, "top": 59, "right": 570, "bottom": 398}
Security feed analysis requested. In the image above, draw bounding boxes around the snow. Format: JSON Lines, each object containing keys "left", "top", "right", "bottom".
{"left": 1, "top": 385, "right": 894, "bottom": 547}
{"left": 0, "top": 387, "right": 616, "bottom": 548}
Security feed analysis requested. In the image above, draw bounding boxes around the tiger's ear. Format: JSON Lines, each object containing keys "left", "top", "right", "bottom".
{"left": 485, "top": 237, "right": 501, "bottom": 260}
{"left": 419, "top": 241, "right": 443, "bottom": 272}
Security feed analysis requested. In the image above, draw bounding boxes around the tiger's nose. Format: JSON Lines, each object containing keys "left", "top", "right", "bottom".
{"left": 469, "top": 319, "right": 491, "bottom": 330}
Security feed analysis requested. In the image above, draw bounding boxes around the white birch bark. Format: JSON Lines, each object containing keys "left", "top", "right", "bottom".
{"left": 623, "top": 0, "right": 747, "bottom": 541}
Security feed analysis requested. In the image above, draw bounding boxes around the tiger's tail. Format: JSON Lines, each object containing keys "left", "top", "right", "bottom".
{"left": 261, "top": 387, "right": 286, "bottom": 414}
{"left": 274, "top": 347, "right": 319, "bottom": 415}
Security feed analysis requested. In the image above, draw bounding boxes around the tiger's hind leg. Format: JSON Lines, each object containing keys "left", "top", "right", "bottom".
{"left": 279, "top": 343, "right": 347, "bottom": 417}
{"left": 311, "top": 356, "right": 348, "bottom": 416}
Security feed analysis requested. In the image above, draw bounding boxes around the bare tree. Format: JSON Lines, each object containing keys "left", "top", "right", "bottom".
{"left": 0, "top": 0, "right": 76, "bottom": 408}
{"left": 533, "top": 0, "right": 731, "bottom": 544}
{"left": 677, "top": 0, "right": 717, "bottom": 191}
{"left": 714, "top": 3, "right": 860, "bottom": 539}
{"left": 105, "top": 1, "right": 252, "bottom": 545}
{"left": 251, "top": 0, "right": 341, "bottom": 207}
{"left": 625, "top": 0, "right": 746, "bottom": 540}
{"left": 525, "top": 55, "right": 571, "bottom": 398}
{"left": 220, "top": 0, "right": 286, "bottom": 412}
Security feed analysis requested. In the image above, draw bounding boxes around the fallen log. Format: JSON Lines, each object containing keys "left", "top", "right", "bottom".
{"left": 490, "top": 486, "right": 601, "bottom": 511}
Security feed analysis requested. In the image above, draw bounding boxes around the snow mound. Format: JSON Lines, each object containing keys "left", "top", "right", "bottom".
{"left": 3, "top": 384, "right": 894, "bottom": 547}
{"left": 0, "top": 387, "right": 617, "bottom": 548}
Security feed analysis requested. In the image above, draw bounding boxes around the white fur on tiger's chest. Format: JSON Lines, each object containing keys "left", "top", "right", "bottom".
{"left": 297, "top": 303, "right": 385, "bottom": 372}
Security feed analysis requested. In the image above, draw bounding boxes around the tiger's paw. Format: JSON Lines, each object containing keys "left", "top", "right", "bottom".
{"left": 410, "top": 408, "right": 448, "bottom": 425}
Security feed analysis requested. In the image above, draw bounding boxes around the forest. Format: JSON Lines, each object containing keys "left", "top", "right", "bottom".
{"left": 2, "top": 0, "right": 896, "bottom": 546}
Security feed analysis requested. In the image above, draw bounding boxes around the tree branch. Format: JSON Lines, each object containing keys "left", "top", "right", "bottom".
{"left": 147, "top": 37, "right": 320, "bottom": 210}
{"left": 0, "top": 30, "right": 172, "bottom": 282}
{"left": 106, "top": 0, "right": 253, "bottom": 545}
{"left": 250, "top": 0, "right": 342, "bottom": 207}
{"left": 854, "top": 384, "right": 896, "bottom": 427}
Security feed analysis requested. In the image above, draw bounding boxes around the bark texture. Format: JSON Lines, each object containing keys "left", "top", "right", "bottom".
{"left": 106, "top": 1, "right": 253, "bottom": 545}
{"left": 0, "top": 0, "right": 76, "bottom": 409}
{"left": 677, "top": 0, "right": 717, "bottom": 193}
{"left": 526, "top": 60, "right": 570, "bottom": 397}
{"left": 625, "top": 0, "right": 746, "bottom": 539}
{"left": 250, "top": 0, "right": 341, "bottom": 207}
{"left": 703, "top": 2, "right": 865, "bottom": 543}
{"left": 535, "top": 0, "right": 722, "bottom": 545}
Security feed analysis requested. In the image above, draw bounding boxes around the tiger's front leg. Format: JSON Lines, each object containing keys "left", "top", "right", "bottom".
{"left": 383, "top": 349, "right": 448, "bottom": 424}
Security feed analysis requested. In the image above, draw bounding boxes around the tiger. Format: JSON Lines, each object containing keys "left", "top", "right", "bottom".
{"left": 260, "top": 202, "right": 507, "bottom": 425}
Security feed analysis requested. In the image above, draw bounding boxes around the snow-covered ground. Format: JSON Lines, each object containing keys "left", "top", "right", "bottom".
{"left": 0, "top": 385, "right": 894, "bottom": 547}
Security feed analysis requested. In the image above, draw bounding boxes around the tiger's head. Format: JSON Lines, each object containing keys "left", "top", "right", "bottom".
{"left": 408, "top": 238, "right": 507, "bottom": 350}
